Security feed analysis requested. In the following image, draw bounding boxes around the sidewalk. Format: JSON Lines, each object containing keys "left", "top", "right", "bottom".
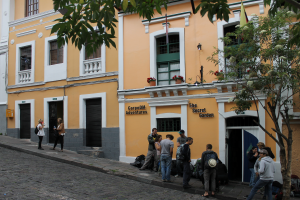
{"left": 0, "top": 135, "right": 286, "bottom": 200}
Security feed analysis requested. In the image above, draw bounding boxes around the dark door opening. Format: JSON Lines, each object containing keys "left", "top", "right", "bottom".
{"left": 227, "top": 129, "right": 242, "bottom": 181}
{"left": 86, "top": 98, "right": 102, "bottom": 147}
{"left": 20, "top": 104, "right": 31, "bottom": 139}
{"left": 49, "top": 101, "right": 63, "bottom": 143}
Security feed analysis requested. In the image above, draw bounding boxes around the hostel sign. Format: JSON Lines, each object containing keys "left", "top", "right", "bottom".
{"left": 126, "top": 105, "right": 147, "bottom": 115}
{"left": 189, "top": 103, "right": 214, "bottom": 118}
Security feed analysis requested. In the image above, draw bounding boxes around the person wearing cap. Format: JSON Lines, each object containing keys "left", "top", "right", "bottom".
{"left": 175, "top": 130, "right": 188, "bottom": 177}
{"left": 201, "top": 144, "right": 219, "bottom": 198}
{"left": 257, "top": 142, "right": 275, "bottom": 159}
{"left": 246, "top": 149, "right": 275, "bottom": 200}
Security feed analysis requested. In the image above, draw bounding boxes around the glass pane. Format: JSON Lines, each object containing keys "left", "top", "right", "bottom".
{"left": 169, "top": 35, "right": 179, "bottom": 43}
{"left": 158, "top": 45, "right": 167, "bottom": 54}
{"left": 158, "top": 72, "right": 168, "bottom": 80}
{"left": 58, "top": 48, "right": 64, "bottom": 64}
{"left": 170, "top": 62, "right": 180, "bottom": 70}
{"left": 50, "top": 41, "right": 57, "bottom": 50}
{"left": 158, "top": 81, "right": 169, "bottom": 86}
{"left": 158, "top": 64, "right": 168, "bottom": 72}
{"left": 169, "top": 44, "right": 179, "bottom": 53}
{"left": 170, "top": 71, "right": 180, "bottom": 77}
{"left": 50, "top": 50, "right": 57, "bottom": 65}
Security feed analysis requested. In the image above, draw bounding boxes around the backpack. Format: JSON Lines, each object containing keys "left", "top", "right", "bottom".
{"left": 178, "top": 144, "right": 188, "bottom": 161}
{"left": 204, "top": 152, "right": 218, "bottom": 169}
{"left": 176, "top": 144, "right": 184, "bottom": 159}
{"left": 130, "top": 154, "right": 145, "bottom": 168}
{"left": 35, "top": 125, "right": 39, "bottom": 134}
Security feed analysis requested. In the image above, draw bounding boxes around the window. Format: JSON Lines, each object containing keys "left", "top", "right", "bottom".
{"left": 85, "top": 46, "right": 101, "bottom": 60}
{"left": 156, "top": 34, "right": 180, "bottom": 85}
{"left": 157, "top": 118, "right": 181, "bottom": 132}
{"left": 26, "top": 0, "right": 39, "bottom": 17}
{"left": 20, "top": 46, "right": 32, "bottom": 71}
{"left": 49, "top": 41, "right": 64, "bottom": 65}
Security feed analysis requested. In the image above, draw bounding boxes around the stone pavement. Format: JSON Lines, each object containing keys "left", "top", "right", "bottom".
{"left": 0, "top": 135, "right": 289, "bottom": 200}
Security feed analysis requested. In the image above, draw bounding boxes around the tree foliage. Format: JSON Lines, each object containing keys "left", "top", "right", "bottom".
{"left": 208, "top": 9, "right": 300, "bottom": 200}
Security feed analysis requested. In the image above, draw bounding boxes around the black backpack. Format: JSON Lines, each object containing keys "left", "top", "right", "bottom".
{"left": 178, "top": 145, "right": 187, "bottom": 161}
{"left": 204, "top": 152, "right": 218, "bottom": 169}
{"left": 34, "top": 125, "right": 39, "bottom": 134}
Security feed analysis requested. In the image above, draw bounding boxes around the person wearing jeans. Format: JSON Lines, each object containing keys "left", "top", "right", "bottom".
{"left": 247, "top": 147, "right": 259, "bottom": 187}
{"left": 181, "top": 137, "right": 193, "bottom": 189}
{"left": 160, "top": 134, "right": 174, "bottom": 182}
{"left": 246, "top": 149, "right": 275, "bottom": 200}
{"left": 52, "top": 118, "right": 65, "bottom": 152}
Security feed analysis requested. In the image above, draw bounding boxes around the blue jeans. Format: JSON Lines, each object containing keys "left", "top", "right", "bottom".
{"left": 246, "top": 179, "right": 273, "bottom": 200}
{"left": 249, "top": 168, "right": 256, "bottom": 187}
{"left": 161, "top": 154, "right": 172, "bottom": 181}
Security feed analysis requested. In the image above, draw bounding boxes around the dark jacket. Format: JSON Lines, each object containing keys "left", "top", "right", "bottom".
{"left": 247, "top": 150, "right": 258, "bottom": 168}
{"left": 181, "top": 144, "right": 191, "bottom": 162}
{"left": 201, "top": 150, "right": 219, "bottom": 170}
{"left": 147, "top": 133, "right": 156, "bottom": 151}
{"left": 263, "top": 147, "right": 275, "bottom": 159}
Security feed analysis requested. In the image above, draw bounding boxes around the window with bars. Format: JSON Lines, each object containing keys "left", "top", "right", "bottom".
{"left": 85, "top": 46, "right": 101, "bottom": 60}
{"left": 49, "top": 41, "right": 64, "bottom": 65}
{"left": 26, "top": 0, "right": 39, "bottom": 17}
{"left": 157, "top": 118, "right": 181, "bottom": 132}
{"left": 156, "top": 34, "right": 180, "bottom": 86}
{"left": 20, "top": 46, "right": 32, "bottom": 71}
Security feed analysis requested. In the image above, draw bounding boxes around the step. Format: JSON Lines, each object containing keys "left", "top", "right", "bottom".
{"left": 77, "top": 149, "right": 104, "bottom": 158}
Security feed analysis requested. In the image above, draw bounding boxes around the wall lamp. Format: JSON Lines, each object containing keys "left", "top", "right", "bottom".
{"left": 197, "top": 43, "right": 202, "bottom": 50}
{"left": 194, "top": 65, "right": 204, "bottom": 85}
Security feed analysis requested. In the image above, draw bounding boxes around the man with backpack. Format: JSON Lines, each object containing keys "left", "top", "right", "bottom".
{"left": 139, "top": 128, "right": 158, "bottom": 170}
{"left": 201, "top": 144, "right": 219, "bottom": 198}
{"left": 179, "top": 137, "right": 193, "bottom": 189}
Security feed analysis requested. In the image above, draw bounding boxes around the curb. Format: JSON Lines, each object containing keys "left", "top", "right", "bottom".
{"left": 0, "top": 142, "right": 237, "bottom": 200}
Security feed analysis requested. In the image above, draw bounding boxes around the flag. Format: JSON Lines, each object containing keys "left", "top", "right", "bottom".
{"left": 165, "top": 14, "right": 169, "bottom": 44}
{"left": 240, "top": 1, "right": 248, "bottom": 27}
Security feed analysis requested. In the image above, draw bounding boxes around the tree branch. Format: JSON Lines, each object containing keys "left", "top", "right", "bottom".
{"left": 284, "top": 0, "right": 300, "bottom": 9}
{"left": 271, "top": 127, "right": 288, "bottom": 142}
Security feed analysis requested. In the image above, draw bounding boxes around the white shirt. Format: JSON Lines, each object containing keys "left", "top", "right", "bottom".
{"left": 37, "top": 124, "right": 45, "bottom": 136}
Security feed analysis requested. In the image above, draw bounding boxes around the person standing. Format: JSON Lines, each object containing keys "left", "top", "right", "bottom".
{"left": 160, "top": 134, "right": 174, "bottom": 182}
{"left": 201, "top": 144, "right": 219, "bottom": 198}
{"left": 257, "top": 142, "right": 275, "bottom": 159}
{"left": 154, "top": 135, "right": 162, "bottom": 172}
{"left": 140, "top": 128, "right": 158, "bottom": 170}
{"left": 175, "top": 130, "right": 187, "bottom": 177}
{"left": 52, "top": 118, "right": 65, "bottom": 152}
{"left": 248, "top": 147, "right": 259, "bottom": 187}
{"left": 37, "top": 119, "right": 45, "bottom": 150}
{"left": 246, "top": 149, "right": 275, "bottom": 200}
{"left": 181, "top": 137, "right": 193, "bottom": 189}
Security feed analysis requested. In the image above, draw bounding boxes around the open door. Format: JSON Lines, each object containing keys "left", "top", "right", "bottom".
{"left": 243, "top": 129, "right": 259, "bottom": 182}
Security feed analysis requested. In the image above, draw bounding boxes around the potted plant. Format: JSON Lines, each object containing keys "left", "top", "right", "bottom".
{"left": 172, "top": 75, "right": 184, "bottom": 84}
{"left": 147, "top": 77, "right": 156, "bottom": 86}
{"left": 211, "top": 70, "right": 224, "bottom": 81}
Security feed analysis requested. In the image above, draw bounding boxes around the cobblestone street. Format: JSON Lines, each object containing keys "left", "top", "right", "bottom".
{"left": 0, "top": 147, "right": 211, "bottom": 200}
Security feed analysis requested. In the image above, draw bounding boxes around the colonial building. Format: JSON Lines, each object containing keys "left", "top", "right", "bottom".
{"left": 0, "top": 0, "right": 11, "bottom": 135}
{"left": 117, "top": 0, "right": 300, "bottom": 183}
{"left": 6, "top": 0, "right": 120, "bottom": 160}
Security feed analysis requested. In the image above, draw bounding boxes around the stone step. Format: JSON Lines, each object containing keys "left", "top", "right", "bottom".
{"left": 77, "top": 149, "right": 104, "bottom": 158}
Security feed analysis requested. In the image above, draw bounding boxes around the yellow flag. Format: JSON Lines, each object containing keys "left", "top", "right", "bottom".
{"left": 240, "top": 1, "right": 248, "bottom": 27}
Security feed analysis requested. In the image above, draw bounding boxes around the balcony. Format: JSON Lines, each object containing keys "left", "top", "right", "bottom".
{"left": 18, "top": 70, "right": 31, "bottom": 83}
{"left": 83, "top": 58, "right": 102, "bottom": 75}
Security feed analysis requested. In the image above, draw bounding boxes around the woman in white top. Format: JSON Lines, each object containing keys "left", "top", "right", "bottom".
{"left": 154, "top": 135, "right": 162, "bottom": 172}
{"left": 37, "top": 119, "right": 45, "bottom": 150}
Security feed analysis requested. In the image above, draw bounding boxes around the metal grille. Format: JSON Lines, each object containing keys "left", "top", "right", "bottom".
{"left": 26, "top": 0, "right": 39, "bottom": 17}
{"left": 20, "top": 46, "right": 32, "bottom": 71}
{"left": 226, "top": 116, "right": 259, "bottom": 127}
{"left": 157, "top": 118, "right": 181, "bottom": 132}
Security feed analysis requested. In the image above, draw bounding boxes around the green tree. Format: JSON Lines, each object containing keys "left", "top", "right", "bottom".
{"left": 208, "top": 10, "right": 300, "bottom": 200}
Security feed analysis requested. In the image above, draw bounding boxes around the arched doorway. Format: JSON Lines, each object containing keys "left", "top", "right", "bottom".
{"left": 226, "top": 116, "right": 259, "bottom": 182}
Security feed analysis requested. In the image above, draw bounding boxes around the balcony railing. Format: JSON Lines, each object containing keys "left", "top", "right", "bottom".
{"left": 83, "top": 58, "right": 102, "bottom": 75}
{"left": 18, "top": 70, "right": 31, "bottom": 83}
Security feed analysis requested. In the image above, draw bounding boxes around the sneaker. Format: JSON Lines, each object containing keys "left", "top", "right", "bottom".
{"left": 174, "top": 174, "right": 179, "bottom": 178}
{"left": 243, "top": 195, "right": 248, "bottom": 199}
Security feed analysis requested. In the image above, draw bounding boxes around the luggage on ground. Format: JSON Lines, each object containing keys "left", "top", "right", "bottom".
{"left": 130, "top": 155, "right": 145, "bottom": 168}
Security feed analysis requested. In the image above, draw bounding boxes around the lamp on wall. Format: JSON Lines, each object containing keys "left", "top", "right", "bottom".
{"left": 197, "top": 43, "right": 202, "bottom": 50}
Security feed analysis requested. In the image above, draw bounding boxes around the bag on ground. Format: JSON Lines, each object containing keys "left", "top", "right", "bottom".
{"left": 130, "top": 155, "right": 145, "bottom": 168}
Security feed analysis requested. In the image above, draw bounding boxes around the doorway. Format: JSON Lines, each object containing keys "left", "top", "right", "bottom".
{"left": 86, "top": 98, "right": 102, "bottom": 147}
{"left": 20, "top": 104, "right": 31, "bottom": 139}
{"left": 49, "top": 101, "right": 63, "bottom": 143}
{"left": 227, "top": 129, "right": 243, "bottom": 181}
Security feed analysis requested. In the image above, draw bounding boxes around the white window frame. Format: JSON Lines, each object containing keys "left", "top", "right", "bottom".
{"left": 150, "top": 28, "right": 185, "bottom": 84}
{"left": 44, "top": 35, "right": 68, "bottom": 82}
{"left": 79, "top": 27, "right": 106, "bottom": 76}
{"left": 15, "top": 40, "right": 35, "bottom": 84}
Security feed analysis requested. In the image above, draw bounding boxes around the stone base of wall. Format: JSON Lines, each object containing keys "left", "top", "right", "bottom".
{"left": 7, "top": 128, "right": 19, "bottom": 138}
{"left": 0, "top": 105, "right": 7, "bottom": 135}
{"left": 102, "top": 127, "right": 120, "bottom": 161}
